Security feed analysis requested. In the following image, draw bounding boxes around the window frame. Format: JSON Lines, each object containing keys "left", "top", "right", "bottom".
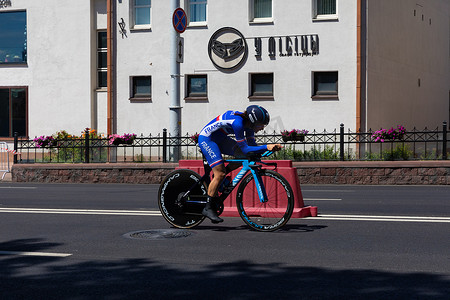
{"left": 249, "top": 73, "right": 274, "bottom": 100}
{"left": 0, "top": 86, "right": 28, "bottom": 138}
{"left": 185, "top": 74, "right": 208, "bottom": 101}
{"left": 186, "top": 0, "right": 207, "bottom": 27}
{"left": 130, "top": 76, "right": 152, "bottom": 101}
{"left": 312, "top": 0, "right": 338, "bottom": 21}
{"left": 131, "top": 0, "right": 152, "bottom": 30}
{"left": 97, "top": 30, "right": 107, "bottom": 90}
{"left": 311, "top": 71, "right": 339, "bottom": 100}
{"left": 0, "top": 10, "right": 27, "bottom": 65}
{"left": 249, "top": 0, "right": 273, "bottom": 24}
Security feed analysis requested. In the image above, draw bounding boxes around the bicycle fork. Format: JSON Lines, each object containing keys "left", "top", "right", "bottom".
{"left": 228, "top": 161, "right": 268, "bottom": 203}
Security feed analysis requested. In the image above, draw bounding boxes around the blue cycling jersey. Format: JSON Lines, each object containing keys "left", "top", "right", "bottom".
{"left": 198, "top": 110, "right": 267, "bottom": 168}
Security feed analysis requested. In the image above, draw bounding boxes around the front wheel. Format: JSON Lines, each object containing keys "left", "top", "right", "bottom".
{"left": 158, "top": 169, "right": 208, "bottom": 229}
{"left": 236, "top": 169, "right": 294, "bottom": 232}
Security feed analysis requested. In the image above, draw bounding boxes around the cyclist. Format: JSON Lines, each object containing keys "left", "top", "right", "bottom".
{"left": 198, "top": 105, "right": 282, "bottom": 223}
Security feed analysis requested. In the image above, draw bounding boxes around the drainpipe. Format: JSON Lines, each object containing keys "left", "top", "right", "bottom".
{"left": 356, "top": 0, "right": 362, "bottom": 132}
{"left": 357, "top": 0, "right": 368, "bottom": 133}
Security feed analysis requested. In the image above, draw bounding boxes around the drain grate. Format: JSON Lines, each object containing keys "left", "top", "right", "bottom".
{"left": 124, "top": 229, "right": 194, "bottom": 240}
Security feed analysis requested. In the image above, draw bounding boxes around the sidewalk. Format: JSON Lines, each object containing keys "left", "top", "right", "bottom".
{"left": 1, "top": 172, "right": 12, "bottom": 182}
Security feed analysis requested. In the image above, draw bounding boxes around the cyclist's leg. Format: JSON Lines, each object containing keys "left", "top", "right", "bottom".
{"left": 198, "top": 135, "right": 225, "bottom": 223}
{"left": 218, "top": 137, "right": 244, "bottom": 173}
{"left": 198, "top": 134, "right": 226, "bottom": 197}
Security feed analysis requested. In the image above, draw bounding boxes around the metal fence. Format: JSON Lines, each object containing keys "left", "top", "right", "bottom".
{"left": 13, "top": 122, "right": 448, "bottom": 164}
{"left": 1, "top": 142, "right": 11, "bottom": 179}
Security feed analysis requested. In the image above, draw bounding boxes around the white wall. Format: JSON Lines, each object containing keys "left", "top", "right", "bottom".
{"left": 115, "top": 0, "right": 358, "bottom": 136}
{"left": 93, "top": 0, "right": 108, "bottom": 136}
{"left": 0, "top": 0, "right": 93, "bottom": 138}
{"left": 7, "top": 0, "right": 447, "bottom": 141}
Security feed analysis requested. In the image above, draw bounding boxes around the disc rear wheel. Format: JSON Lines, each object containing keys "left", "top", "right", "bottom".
{"left": 158, "top": 169, "right": 208, "bottom": 229}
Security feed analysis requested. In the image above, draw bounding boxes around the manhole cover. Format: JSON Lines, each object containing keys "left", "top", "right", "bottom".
{"left": 123, "top": 229, "right": 194, "bottom": 240}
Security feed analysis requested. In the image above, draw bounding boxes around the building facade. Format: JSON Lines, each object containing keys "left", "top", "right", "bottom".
{"left": 0, "top": 0, "right": 449, "bottom": 142}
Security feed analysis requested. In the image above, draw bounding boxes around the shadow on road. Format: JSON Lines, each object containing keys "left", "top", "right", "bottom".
{"left": 0, "top": 238, "right": 449, "bottom": 299}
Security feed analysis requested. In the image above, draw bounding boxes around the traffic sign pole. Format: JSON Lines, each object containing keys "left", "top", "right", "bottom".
{"left": 169, "top": 1, "right": 182, "bottom": 161}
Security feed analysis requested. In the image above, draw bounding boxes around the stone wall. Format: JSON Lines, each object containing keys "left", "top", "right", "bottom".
{"left": 12, "top": 163, "right": 178, "bottom": 184}
{"left": 295, "top": 161, "right": 450, "bottom": 185}
{"left": 11, "top": 161, "right": 450, "bottom": 185}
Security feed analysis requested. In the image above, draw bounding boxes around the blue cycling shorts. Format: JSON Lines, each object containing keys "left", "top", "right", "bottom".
{"left": 198, "top": 132, "right": 243, "bottom": 168}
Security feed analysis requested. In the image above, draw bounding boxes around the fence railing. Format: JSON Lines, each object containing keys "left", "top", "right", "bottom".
{"left": 13, "top": 122, "right": 448, "bottom": 164}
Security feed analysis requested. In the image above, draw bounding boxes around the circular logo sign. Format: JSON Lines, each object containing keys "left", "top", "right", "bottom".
{"left": 208, "top": 27, "right": 248, "bottom": 72}
{"left": 173, "top": 8, "right": 187, "bottom": 33}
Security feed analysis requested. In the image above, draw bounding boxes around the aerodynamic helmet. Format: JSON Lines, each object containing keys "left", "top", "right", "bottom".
{"left": 246, "top": 105, "right": 270, "bottom": 126}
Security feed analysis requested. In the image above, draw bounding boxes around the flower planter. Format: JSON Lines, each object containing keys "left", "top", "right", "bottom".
{"left": 112, "top": 138, "right": 134, "bottom": 145}
{"left": 112, "top": 139, "right": 123, "bottom": 145}
{"left": 109, "top": 133, "right": 136, "bottom": 145}
{"left": 282, "top": 135, "right": 305, "bottom": 142}
{"left": 281, "top": 129, "right": 308, "bottom": 143}
{"left": 34, "top": 136, "right": 57, "bottom": 148}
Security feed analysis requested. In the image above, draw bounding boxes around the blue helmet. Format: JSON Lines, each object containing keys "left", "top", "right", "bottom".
{"left": 246, "top": 105, "right": 270, "bottom": 126}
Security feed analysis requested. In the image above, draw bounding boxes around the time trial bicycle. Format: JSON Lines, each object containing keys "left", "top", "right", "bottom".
{"left": 158, "top": 151, "right": 294, "bottom": 232}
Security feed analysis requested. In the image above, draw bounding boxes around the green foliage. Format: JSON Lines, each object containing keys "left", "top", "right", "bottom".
{"left": 274, "top": 145, "right": 339, "bottom": 161}
{"left": 134, "top": 154, "right": 145, "bottom": 163}
{"left": 36, "top": 129, "right": 107, "bottom": 163}
{"left": 364, "top": 144, "right": 412, "bottom": 161}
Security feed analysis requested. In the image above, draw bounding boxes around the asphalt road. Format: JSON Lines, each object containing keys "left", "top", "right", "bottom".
{"left": 0, "top": 183, "right": 449, "bottom": 299}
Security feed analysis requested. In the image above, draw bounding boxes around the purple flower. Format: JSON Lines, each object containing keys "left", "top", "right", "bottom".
{"left": 372, "top": 125, "right": 406, "bottom": 142}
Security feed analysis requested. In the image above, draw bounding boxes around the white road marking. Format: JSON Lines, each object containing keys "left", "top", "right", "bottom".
{"left": 0, "top": 208, "right": 449, "bottom": 223}
{"left": 0, "top": 251, "right": 72, "bottom": 257}
{"left": 302, "top": 190, "right": 355, "bottom": 193}
{"left": 0, "top": 207, "right": 161, "bottom": 216}
{"left": 309, "top": 214, "right": 450, "bottom": 223}
{"left": 0, "top": 186, "right": 37, "bottom": 189}
{"left": 304, "top": 198, "right": 342, "bottom": 201}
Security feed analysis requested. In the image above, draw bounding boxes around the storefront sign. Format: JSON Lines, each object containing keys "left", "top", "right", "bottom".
{"left": 208, "top": 27, "right": 319, "bottom": 72}
{"left": 0, "top": 0, "right": 12, "bottom": 8}
{"left": 208, "top": 27, "right": 248, "bottom": 72}
{"left": 253, "top": 35, "right": 319, "bottom": 57}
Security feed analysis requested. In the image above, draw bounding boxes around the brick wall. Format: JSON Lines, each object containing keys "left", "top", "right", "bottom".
{"left": 12, "top": 163, "right": 178, "bottom": 184}
{"left": 295, "top": 161, "right": 450, "bottom": 185}
{"left": 11, "top": 161, "right": 450, "bottom": 185}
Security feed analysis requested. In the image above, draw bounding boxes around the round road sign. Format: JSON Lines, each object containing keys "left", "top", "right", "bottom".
{"left": 173, "top": 8, "right": 187, "bottom": 33}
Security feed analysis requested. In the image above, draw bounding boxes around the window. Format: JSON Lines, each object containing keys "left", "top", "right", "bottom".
{"left": 312, "top": 71, "right": 338, "bottom": 100}
{"left": 186, "top": 75, "right": 207, "bottom": 100}
{"left": 97, "top": 31, "right": 107, "bottom": 89}
{"left": 0, "top": 87, "right": 27, "bottom": 137}
{"left": 131, "top": 76, "right": 151, "bottom": 100}
{"left": 0, "top": 11, "right": 27, "bottom": 64}
{"left": 250, "top": 0, "right": 273, "bottom": 23}
{"left": 249, "top": 73, "right": 273, "bottom": 99}
{"left": 132, "top": 0, "right": 151, "bottom": 28}
{"left": 187, "top": 0, "right": 207, "bottom": 25}
{"left": 313, "top": 0, "right": 337, "bottom": 20}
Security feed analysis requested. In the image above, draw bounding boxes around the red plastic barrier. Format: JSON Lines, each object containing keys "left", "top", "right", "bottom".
{"left": 177, "top": 160, "right": 317, "bottom": 218}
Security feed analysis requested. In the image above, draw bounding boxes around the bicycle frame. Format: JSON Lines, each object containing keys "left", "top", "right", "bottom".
{"left": 182, "top": 151, "right": 275, "bottom": 205}
{"left": 223, "top": 158, "right": 269, "bottom": 203}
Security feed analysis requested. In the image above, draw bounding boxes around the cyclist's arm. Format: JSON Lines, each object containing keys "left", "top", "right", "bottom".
{"left": 234, "top": 121, "right": 267, "bottom": 154}
{"left": 244, "top": 127, "right": 282, "bottom": 152}
{"left": 245, "top": 128, "right": 258, "bottom": 146}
